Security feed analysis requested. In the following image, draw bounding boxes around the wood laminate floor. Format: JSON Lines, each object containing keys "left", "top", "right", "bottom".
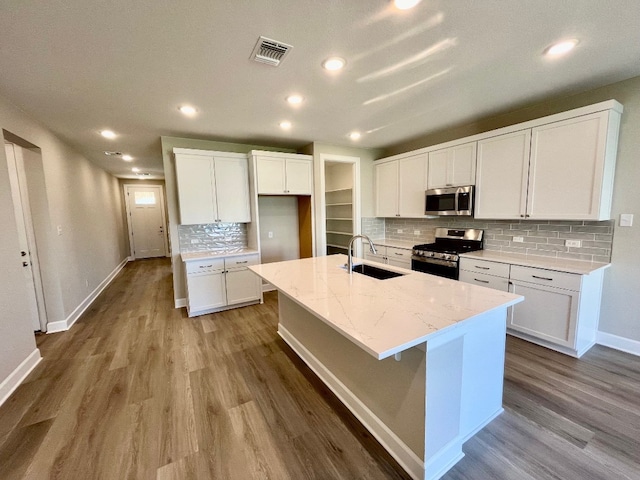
{"left": 0, "top": 258, "right": 638, "bottom": 479}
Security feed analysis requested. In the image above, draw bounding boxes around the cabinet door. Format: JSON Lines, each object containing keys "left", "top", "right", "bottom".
{"left": 528, "top": 111, "right": 609, "bottom": 220}
{"left": 186, "top": 272, "right": 227, "bottom": 314}
{"left": 257, "top": 156, "right": 286, "bottom": 194}
{"left": 375, "top": 161, "right": 399, "bottom": 217}
{"left": 285, "top": 159, "right": 312, "bottom": 194}
{"left": 398, "top": 153, "right": 427, "bottom": 217}
{"left": 450, "top": 142, "right": 477, "bottom": 186}
{"left": 175, "top": 154, "right": 217, "bottom": 225}
{"left": 475, "top": 130, "right": 531, "bottom": 219}
{"left": 213, "top": 156, "right": 251, "bottom": 222}
{"left": 508, "top": 281, "right": 578, "bottom": 348}
{"left": 225, "top": 268, "right": 261, "bottom": 305}
{"left": 427, "top": 149, "right": 449, "bottom": 189}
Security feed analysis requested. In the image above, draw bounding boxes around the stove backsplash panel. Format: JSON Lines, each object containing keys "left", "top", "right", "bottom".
{"left": 362, "top": 217, "right": 613, "bottom": 263}
{"left": 178, "top": 223, "right": 248, "bottom": 253}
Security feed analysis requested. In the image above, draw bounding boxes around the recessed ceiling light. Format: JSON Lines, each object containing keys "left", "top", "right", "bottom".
{"left": 544, "top": 39, "right": 579, "bottom": 56}
{"left": 132, "top": 167, "right": 140, "bottom": 172}
{"left": 279, "top": 121, "right": 292, "bottom": 129}
{"left": 322, "top": 57, "right": 346, "bottom": 71}
{"left": 394, "top": 0, "right": 422, "bottom": 9}
{"left": 286, "top": 94, "right": 304, "bottom": 105}
{"left": 100, "top": 130, "right": 116, "bottom": 139}
{"left": 178, "top": 105, "right": 197, "bottom": 116}
{"left": 349, "top": 132, "right": 361, "bottom": 140}
{"left": 122, "top": 154, "right": 133, "bottom": 161}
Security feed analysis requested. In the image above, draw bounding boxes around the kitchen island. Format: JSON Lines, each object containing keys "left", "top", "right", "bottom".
{"left": 249, "top": 255, "right": 523, "bottom": 480}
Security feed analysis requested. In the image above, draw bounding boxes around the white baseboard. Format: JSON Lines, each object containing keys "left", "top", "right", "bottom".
{"left": 128, "top": 255, "right": 135, "bottom": 262}
{"left": 0, "top": 348, "right": 41, "bottom": 407}
{"left": 597, "top": 331, "right": 640, "bottom": 356}
{"left": 279, "top": 325, "right": 425, "bottom": 480}
{"left": 175, "top": 298, "right": 186, "bottom": 308}
{"left": 47, "top": 257, "right": 129, "bottom": 333}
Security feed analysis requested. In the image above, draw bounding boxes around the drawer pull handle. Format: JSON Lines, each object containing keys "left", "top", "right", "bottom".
{"left": 394, "top": 252, "right": 403, "bottom": 256}
{"left": 532, "top": 275, "right": 553, "bottom": 281}
{"left": 474, "top": 278, "right": 490, "bottom": 284}
{"left": 199, "top": 265, "right": 213, "bottom": 268}
{"left": 475, "top": 265, "right": 490, "bottom": 270}
{"left": 236, "top": 260, "right": 248, "bottom": 264}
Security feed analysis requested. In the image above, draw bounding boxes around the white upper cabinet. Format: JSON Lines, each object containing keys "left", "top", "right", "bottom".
{"left": 427, "top": 142, "right": 476, "bottom": 189}
{"left": 475, "top": 130, "right": 531, "bottom": 219}
{"left": 375, "top": 152, "right": 427, "bottom": 218}
{"left": 255, "top": 153, "right": 313, "bottom": 195}
{"left": 527, "top": 111, "right": 613, "bottom": 220}
{"left": 475, "top": 106, "right": 621, "bottom": 220}
{"left": 375, "top": 160, "right": 399, "bottom": 218}
{"left": 174, "top": 149, "right": 251, "bottom": 225}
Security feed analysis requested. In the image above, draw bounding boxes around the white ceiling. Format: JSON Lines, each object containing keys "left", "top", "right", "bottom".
{"left": 1, "top": 1, "right": 639, "bottom": 179}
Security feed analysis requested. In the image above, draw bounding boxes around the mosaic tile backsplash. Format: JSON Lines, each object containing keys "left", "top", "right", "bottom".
{"left": 178, "top": 223, "right": 248, "bottom": 253}
{"left": 362, "top": 217, "right": 614, "bottom": 263}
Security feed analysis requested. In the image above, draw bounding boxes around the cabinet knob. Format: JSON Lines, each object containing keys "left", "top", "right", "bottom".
{"left": 520, "top": 214, "right": 525, "bottom": 218}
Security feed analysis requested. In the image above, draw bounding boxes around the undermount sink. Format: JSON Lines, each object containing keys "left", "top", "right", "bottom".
{"left": 351, "top": 263, "right": 405, "bottom": 280}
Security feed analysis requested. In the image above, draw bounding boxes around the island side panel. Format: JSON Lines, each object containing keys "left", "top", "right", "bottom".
{"left": 277, "top": 292, "right": 426, "bottom": 479}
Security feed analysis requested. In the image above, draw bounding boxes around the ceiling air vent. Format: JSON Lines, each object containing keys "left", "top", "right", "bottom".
{"left": 250, "top": 36, "right": 293, "bottom": 67}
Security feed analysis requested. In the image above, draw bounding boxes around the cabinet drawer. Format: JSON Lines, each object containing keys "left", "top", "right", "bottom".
{"left": 185, "top": 257, "right": 225, "bottom": 275}
{"left": 459, "top": 270, "right": 510, "bottom": 292}
{"left": 386, "top": 246, "right": 412, "bottom": 261}
{"left": 510, "top": 265, "right": 581, "bottom": 291}
{"left": 460, "top": 258, "right": 510, "bottom": 278}
{"left": 225, "top": 254, "right": 259, "bottom": 270}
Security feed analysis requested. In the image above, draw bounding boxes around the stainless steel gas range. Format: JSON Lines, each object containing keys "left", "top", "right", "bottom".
{"left": 411, "top": 228, "right": 484, "bottom": 280}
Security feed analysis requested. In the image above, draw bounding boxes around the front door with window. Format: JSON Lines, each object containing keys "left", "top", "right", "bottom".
{"left": 125, "top": 185, "right": 169, "bottom": 259}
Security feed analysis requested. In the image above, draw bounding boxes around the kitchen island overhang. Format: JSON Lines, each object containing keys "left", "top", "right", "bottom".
{"left": 250, "top": 255, "right": 523, "bottom": 480}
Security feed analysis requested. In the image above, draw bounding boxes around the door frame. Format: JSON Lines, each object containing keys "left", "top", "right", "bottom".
{"left": 5, "top": 142, "right": 48, "bottom": 331}
{"left": 316, "top": 153, "right": 361, "bottom": 257}
{"left": 123, "top": 184, "right": 170, "bottom": 259}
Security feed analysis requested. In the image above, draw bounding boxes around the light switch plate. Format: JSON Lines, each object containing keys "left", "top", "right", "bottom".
{"left": 513, "top": 236, "right": 524, "bottom": 243}
{"left": 268, "top": 231, "right": 274, "bottom": 238}
{"left": 565, "top": 239, "right": 582, "bottom": 248}
{"left": 620, "top": 213, "right": 634, "bottom": 227}
{"left": 56, "top": 225, "right": 62, "bottom": 236}
{"left": 397, "top": 229, "right": 403, "bottom": 234}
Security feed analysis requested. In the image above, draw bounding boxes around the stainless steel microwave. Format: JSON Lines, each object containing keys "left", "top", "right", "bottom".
{"left": 425, "top": 186, "right": 474, "bottom": 216}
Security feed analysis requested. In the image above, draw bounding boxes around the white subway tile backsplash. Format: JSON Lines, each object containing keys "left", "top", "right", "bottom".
{"left": 178, "top": 223, "right": 248, "bottom": 253}
{"left": 378, "top": 217, "right": 614, "bottom": 262}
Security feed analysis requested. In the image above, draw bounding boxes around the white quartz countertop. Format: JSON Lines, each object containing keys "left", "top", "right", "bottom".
{"left": 249, "top": 254, "right": 522, "bottom": 360}
{"left": 181, "top": 248, "right": 259, "bottom": 262}
{"left": 460, "top": 250, "right": 610, "bottom": 275}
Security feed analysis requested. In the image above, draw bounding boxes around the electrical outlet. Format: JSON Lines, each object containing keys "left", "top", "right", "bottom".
{"left": 57, "top": 225, "right": 62, "bottom": 236}
{"left": 85, "top": 279, "right": 89, "bottom": 288}
{"left": 397, "top": 229, "right": 403, "bottom": 234}
{"left": 620, "top": 213, "right": 634, "bottom": 227}
{"left": 268, "top": 231, "right": 274, "bottom": 238}
{"left": 190, "top": 239, "right": 200, "bottom": 244}
{"left": 565, "top": 239, "right": 582, "bottom": 248}
{"left": 513, "top": 236, "right": 524, "bottom": 243}
{"left": 414, "top": 230, "right": 420, "bottom": 235}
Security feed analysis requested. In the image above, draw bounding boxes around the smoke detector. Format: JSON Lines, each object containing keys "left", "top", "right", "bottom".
{"left": 251, "top": 36, "right": 293, "bottom": 67}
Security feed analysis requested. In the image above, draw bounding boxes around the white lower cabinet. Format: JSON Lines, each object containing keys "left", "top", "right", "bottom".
{"left": 185, "top": 254, "right": 261, "bottom": 317}
{"left": 459, "top": 257, "right": 606, "bottom": 357}
{"left": 364, "top": 245, "right": 411, "bottom": 269}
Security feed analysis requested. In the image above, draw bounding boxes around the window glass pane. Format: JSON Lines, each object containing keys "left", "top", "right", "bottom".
{"left": 134, "top": 191, "right": 156, "bottom": 205}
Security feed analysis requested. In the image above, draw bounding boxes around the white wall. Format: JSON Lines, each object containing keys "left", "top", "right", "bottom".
{"left": 0, "top": 93, "right": 128, "bottom": 394}
{"left": 258, "top": 196, "right": 301, "bottom": 264}
{"left": 384, "top": 76, "right": 640, "bottom": 345}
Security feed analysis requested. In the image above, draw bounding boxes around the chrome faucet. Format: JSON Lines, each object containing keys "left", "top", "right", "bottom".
{"left": 347, "top": 234, "right": 377, "bottom": 272}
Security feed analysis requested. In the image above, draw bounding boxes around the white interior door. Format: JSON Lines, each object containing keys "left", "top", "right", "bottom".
{"left": 5, "top": 143, "right": 45, "bottom": 331}
{"left": 125, "top": 185, "right": 169, "bottom": 259}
